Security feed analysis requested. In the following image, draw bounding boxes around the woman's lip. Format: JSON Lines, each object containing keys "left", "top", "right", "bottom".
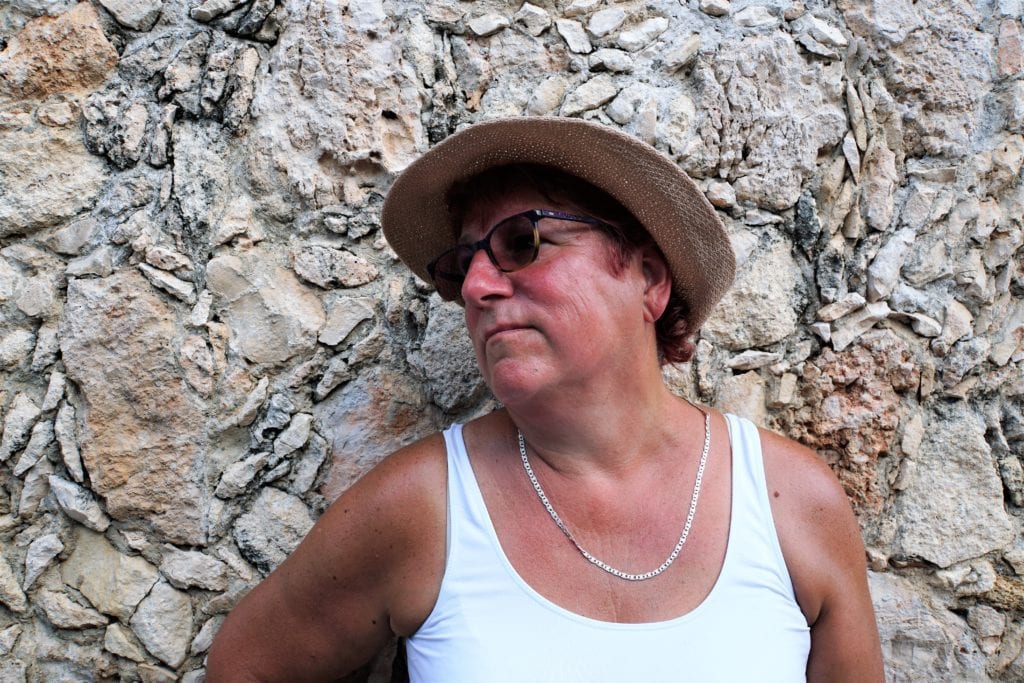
{"left": 484, "top": 325, "right": 531, "bottom": 343}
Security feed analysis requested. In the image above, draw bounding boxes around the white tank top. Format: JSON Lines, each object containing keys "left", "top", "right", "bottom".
{"left": 406, "top": 414, "right": 811, "bottom": 682}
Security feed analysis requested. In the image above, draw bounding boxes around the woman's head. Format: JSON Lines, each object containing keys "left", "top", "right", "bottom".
{"left": 380, "top": 117, "right": 735, "bottom": 355}
{"left": 445, "top": 164, "right": 696, "bottom": 364}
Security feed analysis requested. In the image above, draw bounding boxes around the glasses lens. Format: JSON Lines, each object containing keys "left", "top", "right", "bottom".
{"left": 491, "top": 214, "right": 538, "bottom": 272}
{"left": 428, "top": 250, "right": 465, "bottom": 301}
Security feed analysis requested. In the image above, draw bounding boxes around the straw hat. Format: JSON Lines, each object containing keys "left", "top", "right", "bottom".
{"left": 381, "top": 116, "right": 735, "bottom": 332}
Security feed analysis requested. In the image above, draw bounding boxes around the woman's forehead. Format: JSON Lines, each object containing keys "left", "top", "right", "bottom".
{"left": 457, "top": 188, "right": 582, "bottom": 239}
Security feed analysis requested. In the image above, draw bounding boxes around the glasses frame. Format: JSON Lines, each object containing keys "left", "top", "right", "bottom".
{"left": 426, "top": 209, "right": 608, "bottom": 302}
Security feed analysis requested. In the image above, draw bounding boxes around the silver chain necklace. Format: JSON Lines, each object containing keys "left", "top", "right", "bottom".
{"left": 517, "top": 407, "right": 711, "bottom": 582}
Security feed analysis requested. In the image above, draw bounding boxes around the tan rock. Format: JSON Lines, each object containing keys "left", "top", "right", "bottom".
{"left": 207, "top": 251, "right": 325, "bottom": 365}
{"left": 37, "top": 589, "right": 109, "bottom": 629}
{"left": 60, "top": 272, "right": 208, "bottom": 544}
{"left": 130, "top": 580, "right": 193, "bottom": 668}
{"left": 0, "top": 3, "right": 117, "bottom": 102}
{"left": 0, "top": 123, "right": 109, "bottom": 236}
{"left": 715, "top": 371, "right": 767, "bottom": 425}
{"left": 1000, "top": 20, "right": 1024, "bottom": 77}
{"left": 61, "top": 527, "right": 158, "bottom": 620}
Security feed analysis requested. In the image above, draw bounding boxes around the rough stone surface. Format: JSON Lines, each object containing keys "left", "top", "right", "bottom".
{"left": 130, "top": 580, "right": 193, "bottom": 668}
{"left": 60, "top": 272, "right": 208, "bottom": 544}
{"left": 61, "top": 527, "right": 159, "bottom": 620}
{"left": 893, "top": 404, "right": 1015, "bottom": 567}
{"left": 232, "top": 487, "right": 315, "bottom": 574}
{"left": 0, "top": 2, "right": 1020, "bottom": 680}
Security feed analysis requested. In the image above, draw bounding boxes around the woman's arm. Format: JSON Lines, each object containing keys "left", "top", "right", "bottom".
{"left": 206, "top": 434, "right": 447, "bottom": 682}
{"left": 760, "top": 429, "right": 885, "bottom": 683}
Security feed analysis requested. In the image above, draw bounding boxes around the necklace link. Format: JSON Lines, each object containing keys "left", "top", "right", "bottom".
{"left": 517, "top": 408, "right": 711, "bottom": 582}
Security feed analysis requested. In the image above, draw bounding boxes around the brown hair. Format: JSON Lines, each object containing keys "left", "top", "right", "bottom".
{"left": 446, "top": 164, "right": 696, "bottom": 364}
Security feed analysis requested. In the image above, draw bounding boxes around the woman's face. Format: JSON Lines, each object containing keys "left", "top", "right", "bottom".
{"left": 458, "top": 188, "right": 665, "bottom": 406}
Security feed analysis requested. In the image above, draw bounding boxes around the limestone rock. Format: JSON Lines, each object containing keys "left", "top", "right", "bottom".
{"left": 561, "top": 74, "right": 618, "bottom": 116}
{"left": 12, "top": 420, "right": 54, "bottom": 476}
{"left": 61, "top": 527, "right": 159, "bottom": 620}
{"left": 23, "top": 532, "right": 63, "bottom": 591}
{"left": 1000, "top": 19, "right": 1024, "bottom": 77}
{"left": 104, "top": 623, "right": 148, "bottom": 662}
{"left": 98, "top": 0, "right": 163, "bottom": 32}
{"left": 0, "top": 553, "right": 28, "bottom": 614}
{"left": 320, "top": 297, "right": 375, "bottom": 346}
{"left": 830, "top": 302, "right": 891, "bottom": 352}
{"left": 159, "top": 546, "right": 228, "bottom": 591}
{"left": 0, "top": 393, "right": 40, "bottom": 463}
{"left": 513, "top": 3, "right": 550, "bottom": 37}
{"left": 207, "top": 251, "right": 326, "bottom": 365}
{"left": 215, "top": 452, "right": 269, "bottom": 499}
{"left": 555, "top": 19, "right": 592, "bottom": 54}
{"left": 716, "top": 371, "right": 767, "bottom": 425}
{"left": 870, "top": 571, "right": 984, "bottom": 681}
{"left": 0, "top": 3, "right": 117, "bottom": 102}
{"left": 60, "top": 272, "right": 208, "bottom": 544}
{"left": 702, "top": 239, "right": 802, "bottom": 350}
{"left": 665, "top": 34, "right": 701, "bottom": 72}
{"left": 288, "top": 433, "right": 328, "bottom": 495}
{"left": 617, "top": 18, "right": 668, "bottom": 52}
{"left": 233, "top": 487, "right": 315, "bottom": 574}
{"left": 130, "top": 580, "right": 193, "bottom": 668}
{"left": 191, "top": 615, "right": 224, "bottom": 655}
{"left": 735, "top": 6, "right": 779, "bottom": 29}
{"left": 274, "top": 413, "right": 314, "bottom": 458}
{"left": 49, "top": 475, "right": 110, "bottom": 531}
{"left": 893, "top": 404, "right": 1014, "bottom": 567}
{"left": 467, "top": 13, "right": 509, "bottom": 37}
{"left": 54, "top": 402, "right": 84, "bottom": 483}
{"left": 37, "top": 589, "right": 109, "bottom": 629}
{"left": 589, "top": 49, "right": 633, "bottom": 74}
{"left": 587, "top": 8, "right": 625, "bottom": 38}
{"left": 699, "top": 0, "right": 730, "bottom": 17}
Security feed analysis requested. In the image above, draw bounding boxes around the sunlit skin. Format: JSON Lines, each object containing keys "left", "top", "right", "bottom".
{"left": 205, "top": 188, "right": 884, "bottom": 683}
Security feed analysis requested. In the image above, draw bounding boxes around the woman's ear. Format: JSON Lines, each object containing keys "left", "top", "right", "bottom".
{"left": 640, "top": 246, "right": 671, "bottom": 323}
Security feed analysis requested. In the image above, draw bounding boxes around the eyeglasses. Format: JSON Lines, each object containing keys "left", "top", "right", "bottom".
{"left": 427, "top": 209, "right": 607, "bottom": 301}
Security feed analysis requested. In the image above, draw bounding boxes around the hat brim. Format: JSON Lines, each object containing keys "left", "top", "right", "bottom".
{"left": 381, "top": 116, "right": 735, "bottom": 332}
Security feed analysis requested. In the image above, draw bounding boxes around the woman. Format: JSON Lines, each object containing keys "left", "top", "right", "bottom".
{"left": 207, "top": 117, "right": 884, "bottom": 681}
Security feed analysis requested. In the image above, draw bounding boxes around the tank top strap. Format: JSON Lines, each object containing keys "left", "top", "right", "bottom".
{"left": 720, "top": 413, "right": 795, "bottom": 599}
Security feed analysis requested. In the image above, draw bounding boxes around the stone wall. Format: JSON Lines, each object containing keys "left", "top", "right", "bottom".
{"left": 0, "top": 0, "right": 1021, "bottom": 680}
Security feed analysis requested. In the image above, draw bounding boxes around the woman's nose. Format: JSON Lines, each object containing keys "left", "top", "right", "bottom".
{"left": 461, "top": 248, "right": 513, "bottom": 304}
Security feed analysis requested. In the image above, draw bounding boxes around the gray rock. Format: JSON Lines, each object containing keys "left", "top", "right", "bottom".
{"left": 191, "top": 615, "right": 224, "bottom": 655}
{"left": 105, "top": 623, "right": 148, "bottom": 662}
{"left": 49, "top": 475, "right": 110, "bottom": 532}
{"left": 830, "top": 302, "right": 891, "bottom": 352}
{"left": 703, "top": 240, "right": 802, "bottom": 350}
{"left": 13, "top": 420, "right": 54, "bottom": 477}
{"left": 587, "top": 8, "right": 625, "bottom": 38}
{"left": 866, "top": 228, "right": 916, "bottom": 302}
{"left": 792, "top": 13, "right": 847, "bottom": 48}
{"left": 0, "top": 624, "right": 22, "bottom": 656}
{"left": 54, "top": 402, "right": 84, "bottom": 482}
{"left": 589, "top": 48, "right": 633, "bottom": 73}
{"left": 726, "top": 350, "right": 783, "bottom": 371}
{"left": 561, "top": 74, "right": 619, "bottom": 116}
{"left": 0, "top": 393, "right": 40, "bottom": 463}
{"left": 699, "top": 0, "right": 730, "bottom": 17}
{"left": 138, "top": 262, "right": 196, "bottom": 304}
{"left": 870, "top": 571, "right": 984, "bottom": 681}
{"left": 816, "top": 293, "right": 867, "bottom": 322}
{"left": 66, "top": 245, "right": 116, "bottom": 277}
{"left": 617, "top": 17, "right": 668, "bottom": 52}
{"left": 513, "top": 3, "right": 550, "bottom": 37}
{"left": 893, "top": 405, "right": 1014, "bottom": 567}
{"left": 233, "top": 487, "right": 314, "bottom": 574}
{"left": 37, "top": 589, "right": 109, "bottom": 629}
{"left": 130, "top": 580, "right": 193, "bottom": 668}
{"left": 664, "top": 33, "right": 701, "bottom": 72}
{"left": 98, "top": 0, "right": 162, "bottom": 31}
{"left": 319, "top": 297, "right": 375, "bottom": 346}
{"left": 467, "top": 13, "right": 509, "bottom": 37}
{"left": 18, "top": 457, "right": 54, "bottom": 518}
{"left": 0, "top": 329, "right": 36, "bottom": 369}
{"left": 555, "top": 19, "right": 592, "bottom": 54}
{"left": 274, "top": 413, "right": 313, "bottom": 458}
{"left": 736, "top": 6, "right": 779, "bottom": 28}
{"left": 289, "top": 433, "right": 328, "bottom": 495}
{"left": 215, "top": 451, "right": 269, "bottom": 499}
{"left": 159, "top": 546, "right": 229, "bottom": 591}
{"left": 0, "top": 553, "right": 28, "bottom": 613}
{"left": 407, "top": 299, "right": 486, "bottom": 413}
{"left": 41, "top": 370, "right": 65, "bottom": 412}
{"left": 23, "top": 532, "right": 63, "bottom": 591}
{"left": 61, "top": 527, "right": 158, "bottom": 620}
